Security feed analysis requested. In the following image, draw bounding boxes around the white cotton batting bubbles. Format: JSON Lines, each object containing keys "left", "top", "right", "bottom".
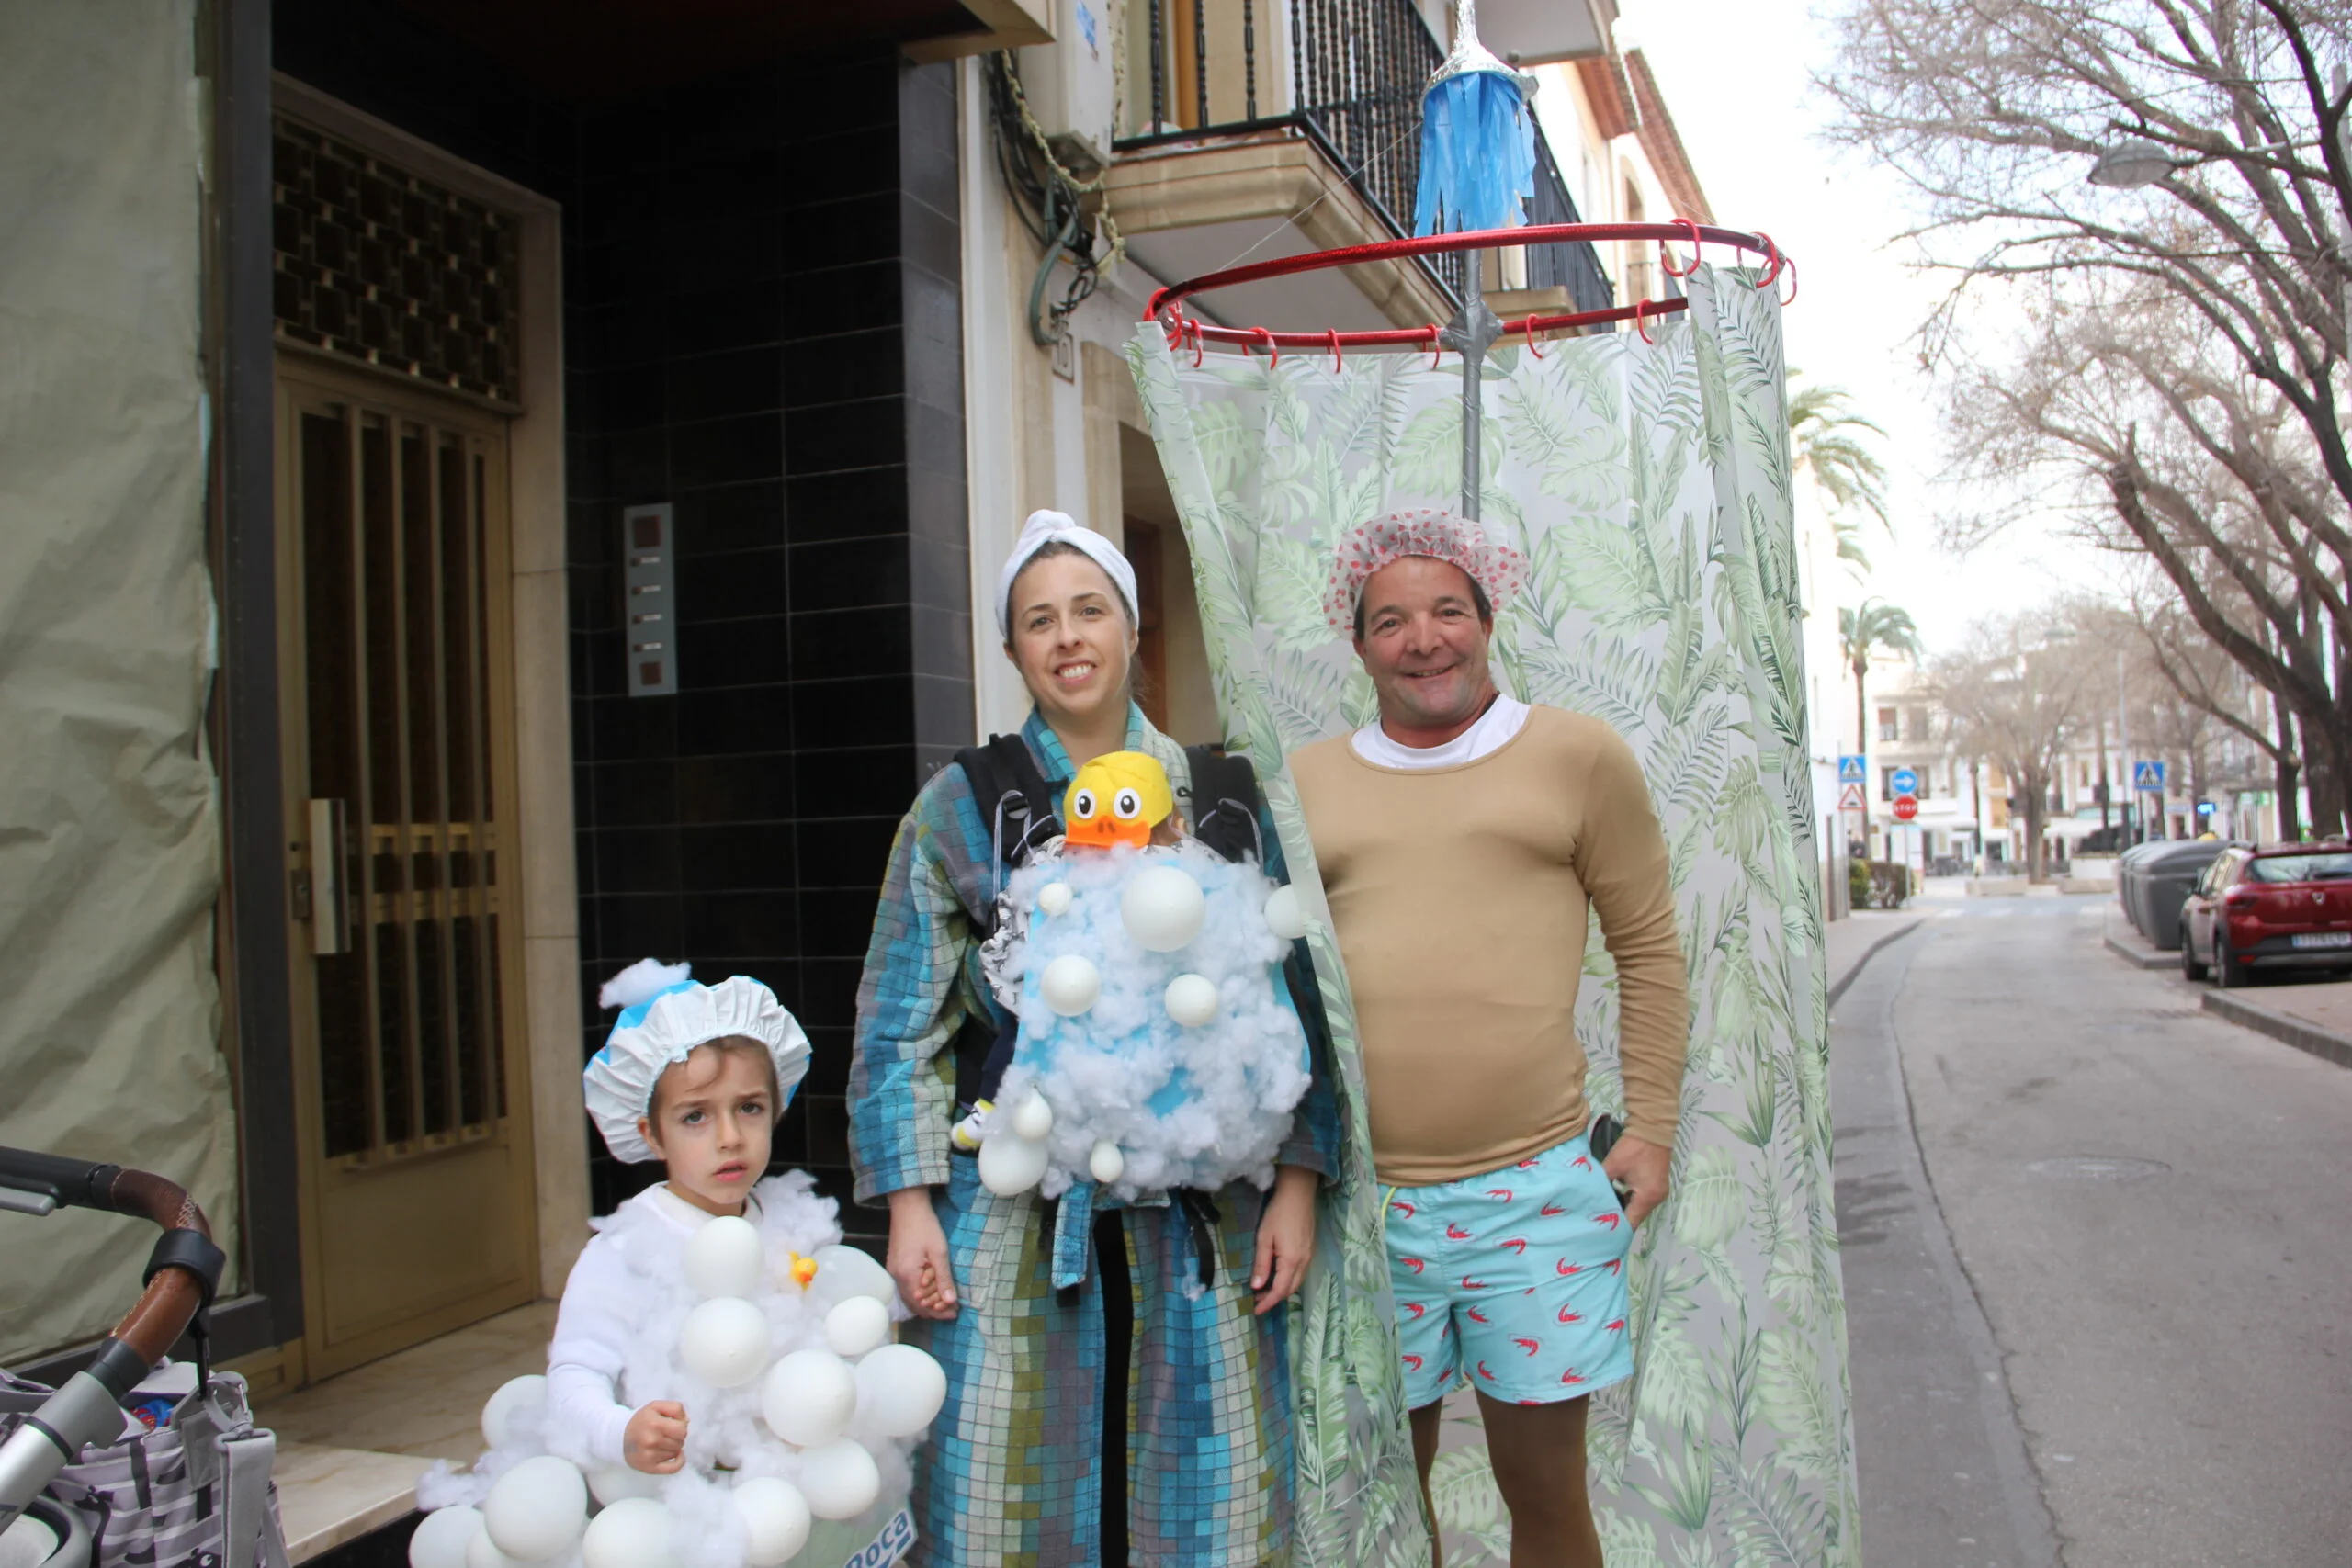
{"left": 761, "top": 1349, "right": 858, "bottom": 1448}
{"left": 677, "top": 1295, "right": 772, "bottom": 1388}
{"left": 978, "top": 1129, "right": 1050, "bottom": 1195}
{"left": 854, "top": 1344, "right": 949, "bottom": 1438}
{"left": 1035, "top": 881, "right": 1073, "bottom": 917}
{"left": 481, "top": 1456, "right": 588, "bottom": 1562}
{"left": 823, "top": 1294, "right": 892, "bottom": 1359}
{"left": 479, "top": 1374, "right": 547, "bottom": 1450}
{"left": 580, "top": 1498, "right": 673, "bottom": 1568}
{"left": 730, "top": 1479, "right": 811, "bottom": 1566}
{"left": 408, "top": 1506, "right": 483, "bottom": 1568}
{"left": 1163, "top": 973, "right": 1219, "bottom": 1027}
{"left": 1039, "top": 954, "right": 1101, "bottom": 1016}
{"left": 682, "top": 1214, "right": 766, "bottom": 1300}
{"left": 1262, "top": 885, "right": 1308, "bottom": 942}
{"left": 1119, "top": 864, "right": 1206, "bottom": 952}
{"left": 797, "top": 1439, "right": 882, "bottom": 1520}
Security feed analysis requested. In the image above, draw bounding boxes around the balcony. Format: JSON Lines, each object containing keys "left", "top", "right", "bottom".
{"left": 1105, "top": 0, "right": 1613, "bottom": 333}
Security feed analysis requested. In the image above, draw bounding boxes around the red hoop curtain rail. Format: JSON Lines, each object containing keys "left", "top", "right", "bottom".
{"left": 1143, "top": 221, "right": 1791, "bottom": 355}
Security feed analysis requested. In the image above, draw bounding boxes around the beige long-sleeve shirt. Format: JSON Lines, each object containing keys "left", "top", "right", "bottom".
{"left": 1292, "top": 704, "right": 1689, "bottom": 1185}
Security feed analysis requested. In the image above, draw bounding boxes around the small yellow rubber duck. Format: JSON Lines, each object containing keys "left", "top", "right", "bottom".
{"left": 785, "top": 1250, "right": 820, "bottom": 1289}
{"left": 1064, "top": 751, "right": 1175, "bottom": 850}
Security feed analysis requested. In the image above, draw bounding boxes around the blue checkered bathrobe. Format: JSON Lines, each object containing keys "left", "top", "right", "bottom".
{"left": 851, "top": 705, "right": 1341, "bottom": 1567}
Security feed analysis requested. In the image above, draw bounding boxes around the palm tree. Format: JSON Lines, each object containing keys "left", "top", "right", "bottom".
{"left": 1841, "top": 599, "right": 1923, "bottom": 798}
{"left": 1791, "top": 382, "right": 1893, "bottom": 570}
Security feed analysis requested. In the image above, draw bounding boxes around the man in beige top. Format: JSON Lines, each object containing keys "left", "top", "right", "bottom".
{"left": 1291, "top": 509, "right": 1690, "bottom": 1568}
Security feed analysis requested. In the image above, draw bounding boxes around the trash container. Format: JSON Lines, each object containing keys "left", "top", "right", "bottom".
{"left": 2132, "top": 840, "right": 2223, "bottom": 950}
{"left": 2116, "top": 840, "right": 2166, "bottom": 931}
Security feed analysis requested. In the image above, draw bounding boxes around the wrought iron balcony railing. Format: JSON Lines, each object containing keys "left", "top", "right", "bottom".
{"left": 1117, "top": 0, "right": 1614, "bottom": 317}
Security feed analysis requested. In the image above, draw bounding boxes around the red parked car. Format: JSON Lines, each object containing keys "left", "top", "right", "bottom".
{"left": 2179, "top": 842, "right": 2352, "bottom": 987}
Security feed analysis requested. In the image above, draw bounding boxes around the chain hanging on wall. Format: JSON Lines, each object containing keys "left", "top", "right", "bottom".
{"left": 986, "top": 52, "right": 1125, "bottom": 348}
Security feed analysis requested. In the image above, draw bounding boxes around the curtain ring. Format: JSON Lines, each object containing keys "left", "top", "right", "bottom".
{"left": 1634, "top": 297, "right": 1657, "bottom": 345}
{"left": 1660, "top": 216, "right": 1703, "bottom": 279}
{"left": 1249, "top": 326, "right": 1280, "bottom": 368}
{"left": 1326, "top": 329, "right": 1343, "bottom": 375}
{"left": 1750, "top": 231, "right": 1783, "bottom": 289}
{"left": 1777, "top": 255, "right": 1800, "bottom": 306}
{"left": 1522, "top": 314, "right": 1546, "bottom": 359}
{"left": 1185, "top": 317, "right": 1205, "bottom": 368}
{"left": 1424, "top": 323, "right": 1442, "bottom": 371}
{"left": 1159, "top": 310, "right": 1185, "bottom": 351}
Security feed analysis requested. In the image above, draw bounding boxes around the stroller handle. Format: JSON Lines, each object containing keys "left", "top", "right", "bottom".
{"left": 0, "top": 1148, "right": 227, "bottom": 1524}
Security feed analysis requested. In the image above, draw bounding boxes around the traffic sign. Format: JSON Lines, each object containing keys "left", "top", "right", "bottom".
{"left": 1890, "top": 767, "right": 1920, "bottom": 796}
{"left": 1838, "top": 783, "right": 1866, "bottom": 812}
{"left": 1838, "top": 755, "right": 1867, "bottom": 784}
{"left": 2132, "top": 760, "right": 2166, "bottom": 792}
{"left": 1893, "top": 795, "right": 1919, "bottom": 821}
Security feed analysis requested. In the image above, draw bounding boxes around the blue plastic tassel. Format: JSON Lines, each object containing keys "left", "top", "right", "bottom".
{"left": 1412, "top": 67, "right": 1536, "bottom": 236}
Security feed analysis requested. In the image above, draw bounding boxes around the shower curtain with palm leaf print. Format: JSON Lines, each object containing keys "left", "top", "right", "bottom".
{"left": 1126, "top": 264, "right": 1860, "bottom": 1567}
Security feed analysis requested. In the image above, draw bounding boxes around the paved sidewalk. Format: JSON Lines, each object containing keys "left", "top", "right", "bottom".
{"left": 2201, "top": 979, "right": 2352, "bottom": 1070}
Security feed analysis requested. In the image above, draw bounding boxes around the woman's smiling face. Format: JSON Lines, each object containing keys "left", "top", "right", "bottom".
{"left": 1004, "top": 548, "right": 1137, "bottom": 732}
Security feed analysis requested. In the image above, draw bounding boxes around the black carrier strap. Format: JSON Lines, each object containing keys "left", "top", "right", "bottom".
{"left": 1182, "top": 745, "right": 1263, "bottom": 865}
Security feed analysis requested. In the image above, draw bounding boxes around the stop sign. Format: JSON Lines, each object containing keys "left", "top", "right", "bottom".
{"left": 1893, "top": 795, "right": 1918, "bottom": 821}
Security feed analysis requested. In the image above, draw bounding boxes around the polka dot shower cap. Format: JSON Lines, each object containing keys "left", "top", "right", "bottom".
{"left": 1323, "top": 507, "right": 1528, "bottom": 635}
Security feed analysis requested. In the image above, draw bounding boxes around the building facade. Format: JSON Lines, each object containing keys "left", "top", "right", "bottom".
{"left": 3, "top": 0, "right": 1720, "bottom": 1406}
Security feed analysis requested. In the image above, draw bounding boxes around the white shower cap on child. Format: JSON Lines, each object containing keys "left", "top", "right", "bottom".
{"left": 995, "top": 508, "right": 1138, "bottom": 639}
{"left": 583, "top": 959, "right": 812, "bottom": 1164}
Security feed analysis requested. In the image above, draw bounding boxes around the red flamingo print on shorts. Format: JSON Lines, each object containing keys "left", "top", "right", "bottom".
{"left": 1557, "top": 1306, "right": 1583, "bottom": 1325}
{"left": 1445, "top": 1222, "right": 1473, "bottom": 1240}
{"left": 1571, "top": 1156, "right": 1592, "bottom": 1171}
{"left": 1604, "top": 1318, "right": 1626, "bottom": 1332}
{"left": 1555, "top": 1259, "right": 1582, "bottom": 1276}
{"left": 1517, "top": 1157, "right": 1544, "bottom": 1170}
{"left": 1593, "top": 1212, "right": 1622, "bottom": 1229}
{"left": 1540, "top": 1202, "right": 1566, "bottom": 1217}
{"left": 1514, "top": 1337, "right": 1542, "bottom": 1356}
{"left": 1498, "top": 1236, "right": 1529, "bottom": 1254}
{"left": 1560, "top": 1369, "right": 1587, "bottom": 1386}
{"left": 1485, "top": 1188, "right": 1514, "bottom": 1201}
{"left": 1476, "top": 1361, "right": 1498, "bottom": 1382}
{"left": 1402, "top": 1354, "right": 1423, "bottom": 1371}
{"left": 1460, "top": 1276, "right": 1491, "bottom": 1291}
{"left": 1603, "top": 1258, "right": 1623, "bottom": 1275}
{"left": 1400, "top": 1257, "right": 1425, "bottom": 1273}
{"left": 1404, "top": 1302, "right": 1427, "bottom": 1319}
{"left": 1466, "top": 1307, "right": 1490, "bottom": 1325}
{"left": 1389, "top": 1200, "right": 1417, "bottom": 1218}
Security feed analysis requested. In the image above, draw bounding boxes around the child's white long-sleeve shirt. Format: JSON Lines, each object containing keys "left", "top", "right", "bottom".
{"left": 544, "top": 1184, "right": 762, "bottom": 1469}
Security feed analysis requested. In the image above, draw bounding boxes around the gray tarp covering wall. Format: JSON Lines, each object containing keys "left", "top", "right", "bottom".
{"left": 1, "top": 0, "right": 242, "bottom": 1362}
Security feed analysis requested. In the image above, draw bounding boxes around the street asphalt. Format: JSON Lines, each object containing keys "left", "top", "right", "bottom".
{"left": 1836, "top": 894, "right": 2352, "bottom": 1567}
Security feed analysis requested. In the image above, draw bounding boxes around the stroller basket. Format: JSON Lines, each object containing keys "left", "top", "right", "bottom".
{"left": 0, "top": 1149, "right": 283, "bottom": 1568}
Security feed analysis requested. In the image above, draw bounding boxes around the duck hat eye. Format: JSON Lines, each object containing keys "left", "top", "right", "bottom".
{"left": 1113, "top": 787, "right": 1143, "bottom": 820}
{"left": 1069, "top": 786, "right": 1098, "bottom": 820}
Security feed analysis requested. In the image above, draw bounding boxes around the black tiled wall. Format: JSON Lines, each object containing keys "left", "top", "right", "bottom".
{"left": 565, "top": 55, "right": 972, "bottom": 1235}
{"left": 277, "top": 3, "right": 974, "bottom": 1247}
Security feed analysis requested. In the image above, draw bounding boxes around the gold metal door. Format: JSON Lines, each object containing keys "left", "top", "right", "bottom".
{"left": 276, "top": 357, "right": 537, "bottom": 1379}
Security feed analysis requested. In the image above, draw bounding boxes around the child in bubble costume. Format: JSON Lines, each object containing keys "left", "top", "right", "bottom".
{"left": 406, "top": 962, "right": 944, "bottom": 1568}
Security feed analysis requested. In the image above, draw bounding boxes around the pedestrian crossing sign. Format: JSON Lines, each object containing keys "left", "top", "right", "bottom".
{"left": 2132, "top": 760, "right": 2165, "bottom": 792}
{"left": 1838, "top": 783, "right": 1866, "bottom": 811}
{"left": 1838, "top": 755, "right": 1866, "bottom": 784}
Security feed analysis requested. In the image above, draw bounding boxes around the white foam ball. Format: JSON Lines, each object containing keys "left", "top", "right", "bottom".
{"left": 808, "top": 1244, "right": 896, "bottom": 1307}
{"left": 1039, "top": 954, "right": 1101, "bottom": 1016}
{"left": 678, "top": 1296, "right": 772, "bottom": 1389}
{"left": 978, "top": 1131, "right": 1049, "bottom": 1196}
{"left": 465, "top": 1529, "right": 525, "bottom": 1568}
{"left": 731, "top": 1479, "right": 811, "bottom": 1567}
{"left": 761, "top": 1350, "right": 858, "bottom": 1447}
{"left": 579, "top": 1498, "right": 672, "bottom": 1568}
{"left": 1121, "top": 864, "right": 1206, "bottom": 952}
{"left": 823, "top": 1295, "right": 891, "bottom": 1359}
{"left": 480, "top": 1374, "right": 547, "bottom": 1450}
{"left": 797, "top": 1441, "right": 880, "bottom": 1521}
{"left": 1035, "top": 881, "right": 1073, "bottom": 917}
{"left": 1010, "top": 1090, "right": 1054, "bottom": 1140}
{"left": 1089, "top": 1140, "right": 1125, "bottom": 1186}
{"left": 854, "top": 1344, "right": 948, "bottom": 1438}
{"left": 481, "top": 1456, "right": 587, "bottom": 1562}
{"left": 1163, "top": 973, "right": 1219, "bottom": 1027}
{"left": 409, "top": 1506, "right": 483, "bottom": 1568}
{"left": 683, "top": 1214, "right": 765, "bottom": 1301}
{"left": 1263, "top": 885, "right": 1309, "bottom": 941}
{"left": 586, "top": 1465, "right": 663, "bottom": 1506}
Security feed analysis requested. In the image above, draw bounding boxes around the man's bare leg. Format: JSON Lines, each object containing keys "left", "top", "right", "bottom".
{"left": 1471, "top": 1391, "right": 1600, "bottom": 1568}
{"left": 1409, "top": 1399, "right": 1446, "bottom": 1568}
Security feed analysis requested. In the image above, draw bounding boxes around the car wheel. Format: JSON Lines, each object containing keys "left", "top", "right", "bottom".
{"left": 2214, "top": 941, "right": 2244, "bottom": 988}
{"left": 2180, "top": 926, "right": 2208, "bottom": 981}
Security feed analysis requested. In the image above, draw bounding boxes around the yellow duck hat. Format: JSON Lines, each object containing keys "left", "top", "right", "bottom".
{"left": 1064, "top": 751, "right": 1174, "bottom": 849}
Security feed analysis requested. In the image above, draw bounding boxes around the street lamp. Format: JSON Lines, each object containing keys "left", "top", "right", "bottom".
{"left": 2087, "top": 137, "right": 2188, "bottom": 188}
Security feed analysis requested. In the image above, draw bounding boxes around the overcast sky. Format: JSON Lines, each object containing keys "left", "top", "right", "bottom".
{"left": 1614, "top": 0, "right": 2120, "bottom": 653}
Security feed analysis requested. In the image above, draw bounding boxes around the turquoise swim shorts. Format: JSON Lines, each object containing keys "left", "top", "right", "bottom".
{"left": 1384, "top": 1131, "right": 1635, "bottom": 1408}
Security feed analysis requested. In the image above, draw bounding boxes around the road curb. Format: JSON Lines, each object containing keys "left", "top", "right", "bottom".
{"left": 2200, "top": 989, "right": 2352, "bottom": 1071}
{"left": 1827, "top": 916, "right": 1927, "bottom": 1008}
{"left": 2103, "top": 930, "right": 2174, "bottom": 971}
